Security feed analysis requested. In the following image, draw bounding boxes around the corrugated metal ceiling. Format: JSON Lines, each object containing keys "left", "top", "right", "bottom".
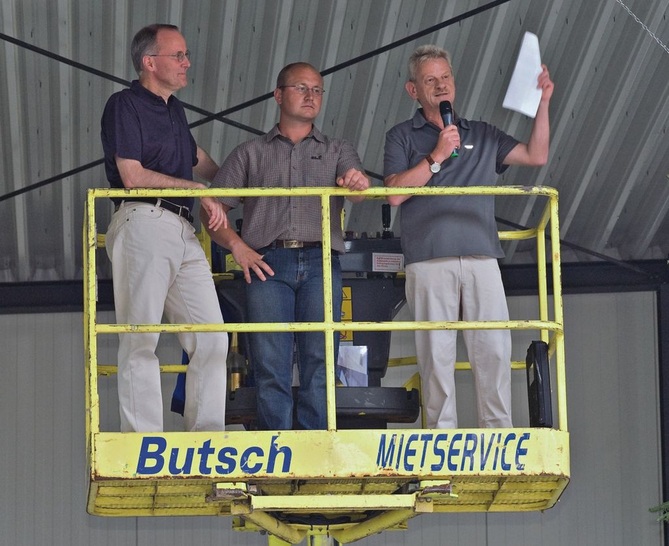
{"left": 1, "top": 0, "right": 668, "bottom": 283}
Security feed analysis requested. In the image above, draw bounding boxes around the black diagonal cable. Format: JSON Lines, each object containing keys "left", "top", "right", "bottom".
{"left": 0, "top": 30, "right": 264, "bottom": 135}
{"left": 0, "top": 0, "right": 511, "bottom": 203}
{"left": 189, "top": 0, "right": 513, "bottom": 128}
{"left": 0, "top": 1, "right": 654, "bottom": 276}
{"left": 0, "top": 32, "right": 266, "bottom": 204}
{"left": 0, "top": 159, "right": 106, "bottom": 202}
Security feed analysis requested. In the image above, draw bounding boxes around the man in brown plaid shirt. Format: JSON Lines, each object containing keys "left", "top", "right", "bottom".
{"left": 206, "top": 62, "right": 370, "bottom": 430}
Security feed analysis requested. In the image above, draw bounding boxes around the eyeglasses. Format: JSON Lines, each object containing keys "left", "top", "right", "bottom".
{"left": 147, "top": 50, "right": 191, "bottom": 62}
{"left": 279, "top": 84, "right": 325, "bottom": 96}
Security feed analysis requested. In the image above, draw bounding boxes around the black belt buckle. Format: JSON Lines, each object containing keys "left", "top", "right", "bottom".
{"left": 157, "top": 198, "right": 194, "bottom": 223}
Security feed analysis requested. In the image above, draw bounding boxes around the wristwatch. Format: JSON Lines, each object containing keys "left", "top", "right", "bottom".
{"left": 426, "top": 154, "right": 441, "bottom": 173}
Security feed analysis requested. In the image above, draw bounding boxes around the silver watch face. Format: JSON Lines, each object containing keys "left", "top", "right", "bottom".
{"left": 430, "top": 162, "right": 441, "bottom": 173}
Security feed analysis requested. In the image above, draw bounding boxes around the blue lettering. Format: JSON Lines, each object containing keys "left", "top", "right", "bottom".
{"left": 480, "top": 433, "right": 495, "bottom": 470}
{"left": 515, "top": 432, "right": 530, "bottom": 470}
{"left": 240, "top": 446, "right": 263, "bottom": 474}
{"left": 460, "top": 433, "right": 477, "bottom": 471}
{"left": 431, "top": 433, "right": 448, "bottom": 471}
{"left": 395, "top": 434, "right": 405, "bottom": 470}
{"left": 376, "top": 434, "right": 398, "bottom": 467}
{"left": 447, "top": 433, "right": 462, "bottom": 471}
{"left": 403, "top": 434, "right": 419, "bottom": 471}
{"left": 197, "top": 440, "right": 215, "bottom": 475}
{"left": 419, "top": 434, "right": 433, "bottom": 469}
{"left": 168, "top": 446, "right": 194, "bottom": 475}
{"left": 135, "top": 432, "right": 533, "bottom": 479}
{"left": 266, "top": 435, "right": 292, "bottom": 473}
{"left": 501, "top": 433, "right": 516, "bottom": 471}
{"left": 215, "top": 446, "right": 237, "bottom": 474}
{"left": 492, "top": 433, "right": 502, "bottom": 470}
{"left": 136, "top": 436, "right": 166, "bottom": 474}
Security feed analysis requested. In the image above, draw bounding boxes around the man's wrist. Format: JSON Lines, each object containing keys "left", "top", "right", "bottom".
{"left": 425, "top": 154, "right": 442, "bottom": 174}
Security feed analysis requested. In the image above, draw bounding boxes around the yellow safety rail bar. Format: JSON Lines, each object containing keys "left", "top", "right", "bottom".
{"left": 83, "top": 185, "right": 568, "bottom": 543}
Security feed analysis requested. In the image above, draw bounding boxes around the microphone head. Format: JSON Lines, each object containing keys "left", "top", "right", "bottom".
{"left": 439, "top": 100, "right": 452, "bottom": 117}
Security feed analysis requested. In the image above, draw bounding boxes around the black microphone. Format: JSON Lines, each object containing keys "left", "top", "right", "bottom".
{"left": 439, "top": 100, "right": 459, "bottom": 158}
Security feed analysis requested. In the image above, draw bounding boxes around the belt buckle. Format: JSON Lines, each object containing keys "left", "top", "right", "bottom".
{"left": 179, "top": 205, "right": 194, "bottom": 223}
{"left": 158, "top": 198, "right": 192, "bottom": 223}
{"left": 282, "top": 240, "right": 303, "bottom": 248}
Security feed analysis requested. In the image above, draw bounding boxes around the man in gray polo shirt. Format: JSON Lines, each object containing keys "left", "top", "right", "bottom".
{"left": 205, "top": 62, "right": 370, "bottom": 430}
{"left": 384, "top": 45, "right": 554, "bottom": 429}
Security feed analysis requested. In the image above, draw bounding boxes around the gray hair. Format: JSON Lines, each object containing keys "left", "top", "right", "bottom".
{"left": 408, "top": 45, "right": 452, "bottom": 81}
{"left": 130, "top": 24, "right": 180, "bottom": 75}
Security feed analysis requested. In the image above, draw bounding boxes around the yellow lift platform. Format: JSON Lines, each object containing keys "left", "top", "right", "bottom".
{"left": 83, "top": 186, "right": 569, "bottom": 544}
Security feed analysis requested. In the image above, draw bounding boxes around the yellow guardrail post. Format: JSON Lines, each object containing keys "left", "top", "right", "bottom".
{"left": 319, "top": 192, "right": 337, "bottom": 430}
{"left": 84, "top": 192, "right": 100, "bottom": 438}
{"left": 549, "top": 192, "right": 568, "bottom": 431}
{"left": 535, "top": 200, "right": 549, "bottom": 340}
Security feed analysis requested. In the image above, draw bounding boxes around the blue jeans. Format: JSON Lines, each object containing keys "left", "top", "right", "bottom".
{"left": 246, "top": 246, "right": 342, "bottom": 430}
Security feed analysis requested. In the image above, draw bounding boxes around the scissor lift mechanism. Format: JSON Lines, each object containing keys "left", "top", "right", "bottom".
{"left": 83, "top": 186, "right": 569, "bottom": 544}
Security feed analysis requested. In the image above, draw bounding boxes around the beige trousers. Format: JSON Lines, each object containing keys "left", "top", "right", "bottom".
{"left": 405, "top": 256, "right": 512, "bottom": 428}
{"left": 106, "top": 202, "right": 228, "bottom": 432}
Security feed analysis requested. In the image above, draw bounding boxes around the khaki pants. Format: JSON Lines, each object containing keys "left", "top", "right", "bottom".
{"left": 106, "top": 202, "right": 228, "bottom": 432}
{"left": 406, "top": 256, "right": 512, "bottom": 429}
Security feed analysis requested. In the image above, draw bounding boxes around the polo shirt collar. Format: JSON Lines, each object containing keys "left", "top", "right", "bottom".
{"left": 130, "top": 80, "right": 177, "bottom": 106}
{"left": 412, "top": 107, "right": 470, "bottom": 130}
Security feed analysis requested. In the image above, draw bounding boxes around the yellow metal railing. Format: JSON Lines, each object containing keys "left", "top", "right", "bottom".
{"left": 83, "top": 186, "right": 568, "bottom": 535}
{"left": 84, "top": 185, "right": 566, "bottom": 436}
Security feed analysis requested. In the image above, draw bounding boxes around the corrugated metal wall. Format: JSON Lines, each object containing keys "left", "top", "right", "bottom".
{"left": 0, "top": 293, "right": 663, "bottom": 545}
{"left": 3, "top": 0, "right": 669, "bottom": 281}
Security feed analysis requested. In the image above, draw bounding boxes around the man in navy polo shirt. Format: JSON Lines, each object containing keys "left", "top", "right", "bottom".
{"left": 384, "top": 45, "right": 554, "bottom": 429}
{"left": 101, "top": 24, "right": 228, "bottom": 432}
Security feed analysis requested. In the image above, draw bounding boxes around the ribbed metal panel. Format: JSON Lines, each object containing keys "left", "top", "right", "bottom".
{"left": 1, "top": 1, "right": 669, "bottom": 281}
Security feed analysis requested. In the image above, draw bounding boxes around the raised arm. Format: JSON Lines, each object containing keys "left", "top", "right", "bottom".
{"left": 504, "top": 64, "right": 554, "bottom": 166}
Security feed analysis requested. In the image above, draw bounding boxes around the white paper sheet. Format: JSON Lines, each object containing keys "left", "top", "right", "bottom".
{"left": 503, "top": 32, "right": 542, "bottom": 118}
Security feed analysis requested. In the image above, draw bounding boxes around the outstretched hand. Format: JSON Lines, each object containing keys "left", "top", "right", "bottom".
{"left": 231, "top": 243, "right": 275, "bottom": 284}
